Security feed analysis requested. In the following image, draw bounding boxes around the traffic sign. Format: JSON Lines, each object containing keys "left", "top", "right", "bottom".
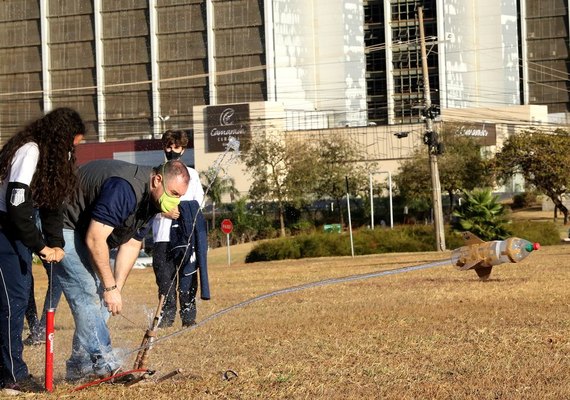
{"left": 221, "top": 219, "right": 233, "bottom": 234}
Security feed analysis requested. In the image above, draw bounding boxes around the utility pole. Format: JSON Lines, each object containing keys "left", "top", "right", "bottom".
{"left": 418, "top": 6, "right": 446, "bottom": 251}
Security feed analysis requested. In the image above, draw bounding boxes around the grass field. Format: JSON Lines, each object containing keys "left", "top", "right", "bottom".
{"left": 22, "top": 237, "right": 570, "bottom": 399}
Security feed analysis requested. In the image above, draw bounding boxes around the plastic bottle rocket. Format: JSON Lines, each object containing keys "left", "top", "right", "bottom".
{"left": 451, "top": 232, "right": 540, "bottom": 280}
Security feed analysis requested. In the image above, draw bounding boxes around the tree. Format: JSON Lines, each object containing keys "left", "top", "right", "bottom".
{"left": 226, "top": 197, "right": 275, "bottom": 243}
{"left": 452, "top": 188, "right": 511, "bottom": 240}
{"left": 494, "top": 128, "right": 570, "bottom": 224}
{"left": 200, "top": 167, "right": 240, "bottom": 229}
{"left": 240, "top": 129, "right": 318, "bottom": 237}
{"left": 313, "top": 133, "right": 373, "bottom": 227}
{"left": 438, "top": 125, "right": 494, "bottom": 207}
{"left": 394, "top": 124, "right": 493, "bottom": 217}
{"left": 393, "top": 148, "right": 432, "bottom": 218}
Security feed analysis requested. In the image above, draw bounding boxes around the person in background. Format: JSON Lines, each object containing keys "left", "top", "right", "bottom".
{"left": 152, "top": 130, "right": 206, "bottom": 328}
{"left": 55, "top": 159, "right": 189, "bottom": 381}
{"left": 0, "top": 107, "right": 85, "bottom": 393}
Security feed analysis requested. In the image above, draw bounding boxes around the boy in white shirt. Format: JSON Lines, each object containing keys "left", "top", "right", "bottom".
{"left": 152, "top": 130, "right": 204, "bottom": 327}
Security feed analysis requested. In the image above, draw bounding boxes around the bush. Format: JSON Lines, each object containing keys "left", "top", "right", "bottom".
{"left": 245, "top": 226, "right": 442, "bottom": 263}
{"left": 445, "top": 229, "right": 465, "bottom": 249}
{"left": 353, "top": 226, "right": 437, "bottom": 255}
{"left": 510, "top": 220, "right": 560, "bottom": 246}
{"left": 297, "top": 233, "right": 350, "bottom": 258}
{"left": 511, "top": 191, "right": 538, "bottom": 209}
{"left": 452, "top": 188, "right": 511, "bottom": 240}
{"left": 245, "top": 239, "right": 301, "bottom": 263}
{"left": 294, "top": 234, "right": 332, "bottom": 258}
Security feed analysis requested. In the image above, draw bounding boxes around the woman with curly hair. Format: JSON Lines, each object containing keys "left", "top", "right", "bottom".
{"left": 0, "top": 107, "right": 85, "bottom": 392}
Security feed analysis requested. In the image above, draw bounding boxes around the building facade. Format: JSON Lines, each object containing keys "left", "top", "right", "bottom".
{"left": 0, "top": 0, "right": 567, "bottom": 145}
{"left": 0, "top": 0, "right": 368, "bottom": 142}
{"left": 1, "top": 0, "right": 564, "bottom": 201}
{"left": 363, "top": 0, "right": 565, "bottom": 125}
{"left": 520, "top": 0, "right": 570, "bottom": 121}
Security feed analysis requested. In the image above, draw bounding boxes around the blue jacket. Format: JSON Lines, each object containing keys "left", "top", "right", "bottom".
{"left": 169, "top": 200, "right": 210, "bottom": 300}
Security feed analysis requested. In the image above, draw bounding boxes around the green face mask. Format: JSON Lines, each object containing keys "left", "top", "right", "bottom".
{"left": 158, "top": 172, "right": 180, "bottom": 213}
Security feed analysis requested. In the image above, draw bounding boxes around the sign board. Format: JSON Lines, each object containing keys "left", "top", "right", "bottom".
{"left": 458, "top": 123, "right": 497, "bottom": 146}
{"left": 323, "top": 224, "right": 342, "bottom": 233}
{"left": 205, "top": 103, "right": 250, "bottom": 152}
{"left": 221, "top": 219, "right": 234, "bottom": 234}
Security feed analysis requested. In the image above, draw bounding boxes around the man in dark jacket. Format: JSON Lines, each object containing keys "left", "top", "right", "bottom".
{"left": 55, "top": 159, "right": 189, "bottom": 381}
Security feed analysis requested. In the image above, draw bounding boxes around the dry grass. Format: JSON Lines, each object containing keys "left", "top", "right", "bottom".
{"left": 23, "top": 243, "right": 570, "bottom": 399}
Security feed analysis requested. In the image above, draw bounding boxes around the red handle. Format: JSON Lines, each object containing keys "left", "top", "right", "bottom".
{"left": 45, "top": 308, "right": 55, "bottom": 392}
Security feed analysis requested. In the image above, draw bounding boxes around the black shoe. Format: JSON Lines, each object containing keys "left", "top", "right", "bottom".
{"left": 182, "top": 320, "right": 196, "bottom": 328}
{"left": 2, "top": 375, "right": 44, "bottom": 394}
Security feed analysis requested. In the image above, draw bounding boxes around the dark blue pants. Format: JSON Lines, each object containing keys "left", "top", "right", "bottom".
{"left": 0, "top": 230, "right": 32, "bottom": 384}
{"left": 152, "top": 242, "right": 178, "bottom": 324}
{"left": 179, "top": 270, "right": 198, "bottom": 325}
{"left": 152, "top": 242, "right": 198, "bottom": 325}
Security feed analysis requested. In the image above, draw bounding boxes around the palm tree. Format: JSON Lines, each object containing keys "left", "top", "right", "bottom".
{"left": 200, "top": 168, "right": 240, "bottom": 229}
{"left": 452, "top": 188, "right": 511, "bottom": 240}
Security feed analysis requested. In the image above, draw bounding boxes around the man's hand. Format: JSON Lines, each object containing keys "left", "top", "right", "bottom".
{"left": 162, "top": 206, "right": 180, "bottom": 220}
{"left": 103, "top": 286, "right": 122, "bottom": 315}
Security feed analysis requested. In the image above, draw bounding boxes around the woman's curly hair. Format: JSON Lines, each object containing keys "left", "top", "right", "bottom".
{"left": 0, "top": 107, "right": 85, "bottom": 209}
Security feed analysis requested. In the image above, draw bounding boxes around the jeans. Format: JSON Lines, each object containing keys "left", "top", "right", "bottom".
{"left": 0, "top": 230, "right": 32, "bottom": 384}
{"left": 55, "top": 229, "right": 119, "bottom": 378}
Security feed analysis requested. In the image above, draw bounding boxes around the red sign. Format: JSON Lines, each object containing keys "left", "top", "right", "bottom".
{"left": 221, "top": 219, "right": 233, "bottom": 234}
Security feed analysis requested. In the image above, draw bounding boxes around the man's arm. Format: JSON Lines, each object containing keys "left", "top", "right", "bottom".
{"left": 84, "top": 176, "right": 138, "bottom": 315}
{"left": 114, "top": 237, "right": 143, "bottom": 290}
{"left": 85, "top": 219, "right": 122, "bottom": 315}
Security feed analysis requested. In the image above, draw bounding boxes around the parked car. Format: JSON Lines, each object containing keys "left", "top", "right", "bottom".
{"left": 110, "top": 249, "right": 153, "bottom": 269}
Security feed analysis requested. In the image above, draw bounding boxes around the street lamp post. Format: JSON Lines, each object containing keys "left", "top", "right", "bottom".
{"left": 418, "top": 6, "right": 446, "bottom": 251}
